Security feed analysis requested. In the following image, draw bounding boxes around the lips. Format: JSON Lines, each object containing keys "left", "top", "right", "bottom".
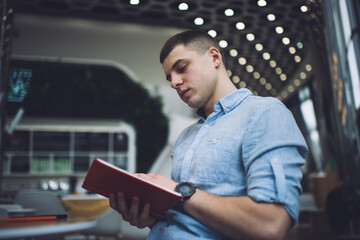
{"left": 179, "top": 89, "right": 190, "bottom": 100}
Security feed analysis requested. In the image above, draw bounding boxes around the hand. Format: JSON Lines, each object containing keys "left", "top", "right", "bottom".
{"left": 109, "top": 192, "right": 157, "bottom": 229}
{"left": 135, "top": 173, "right": 177, "bottom": 191}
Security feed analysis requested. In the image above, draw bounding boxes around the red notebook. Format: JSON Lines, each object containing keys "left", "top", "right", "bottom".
{"left": 82, "top": 158, "right": 182, "bottom": 217}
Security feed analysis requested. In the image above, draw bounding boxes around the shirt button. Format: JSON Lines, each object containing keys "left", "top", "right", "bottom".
{"left": 204, "top": 124, "right": 209, "bottom": 128}
{"left": 212, "top": 139, "right": 217, "bottom": 144}
{"left": 226, "top": 107, "right": 230, "bottom": 112}
{"left": 273, "top": 158, "right": 279, "bottom": 163}
{"left": 189, "top": 150, "right": 194, "bottom": 154}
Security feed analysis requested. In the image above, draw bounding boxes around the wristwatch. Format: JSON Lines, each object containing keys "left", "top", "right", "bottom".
{"left": 173, "top": 181, "right": 196, "bottom": 213}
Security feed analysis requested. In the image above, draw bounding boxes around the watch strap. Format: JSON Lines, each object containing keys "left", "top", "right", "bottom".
{"left": 173, "top": 181, "right": 196, "bottom": 213}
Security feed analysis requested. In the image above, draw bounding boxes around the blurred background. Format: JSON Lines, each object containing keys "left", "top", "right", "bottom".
{"left": 0, "top": 0, "right": 359, "bottom": 239}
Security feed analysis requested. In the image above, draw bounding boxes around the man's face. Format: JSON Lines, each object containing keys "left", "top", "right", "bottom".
{"left": 162, "top": 44, "right": 218, "bottom": 109}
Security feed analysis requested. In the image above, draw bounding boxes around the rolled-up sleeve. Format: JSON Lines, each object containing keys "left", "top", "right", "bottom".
{"left": 242, "top": 99, "right": 308, "bottom": 226}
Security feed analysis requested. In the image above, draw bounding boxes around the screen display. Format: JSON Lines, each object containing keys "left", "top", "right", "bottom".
{"left": 8, "top": 68, "right": 32, "bottom": 102}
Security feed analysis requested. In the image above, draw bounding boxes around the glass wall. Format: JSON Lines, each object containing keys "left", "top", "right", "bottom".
{"left": 322, "top": 0, "right": 360, "bottom": 187}
{"left": 299, "top": 86, "right": 323, "bottom": 171}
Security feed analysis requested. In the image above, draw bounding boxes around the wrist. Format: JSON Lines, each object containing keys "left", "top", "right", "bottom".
{"left": 173, "top": 181, "right": 196, "bottom": 213}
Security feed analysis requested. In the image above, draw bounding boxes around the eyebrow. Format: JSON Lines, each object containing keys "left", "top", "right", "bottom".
{"left": 166, "top": 58, "right": 185, "bottom": 81}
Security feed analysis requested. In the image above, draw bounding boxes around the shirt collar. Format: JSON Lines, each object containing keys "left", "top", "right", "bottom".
{"left": 196, "top": 88, "right": 253, "bottom": 120}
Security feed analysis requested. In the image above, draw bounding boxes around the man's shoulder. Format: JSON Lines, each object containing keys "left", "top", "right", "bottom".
{"left": 239, "top": 94, "right": 287, "bottom": 113}
{"left": 244, "top": 94, "right": 282, "bottom": 105}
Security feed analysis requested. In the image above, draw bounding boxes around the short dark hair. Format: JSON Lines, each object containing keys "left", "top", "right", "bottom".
{"left": 159, "top": 29, "right": 224, "bottom": 64}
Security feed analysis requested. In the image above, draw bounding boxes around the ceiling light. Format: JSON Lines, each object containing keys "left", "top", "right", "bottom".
{"left": 178, "top": 3, "right": 188, "bottom": 10}
{"left": 236, "top": 22, "right": 245, "bottom": 30}
{"left": 288, "top": 85, "right": 295, "bottom": 92}
{"left": 246, "top": 33, "right": 255, "bottom": 41}
{"left": 232, "top": 75, "right": 240, "bottom": 83}
{"left": 289, "top": 47, "right": 296, "bottom": 54}
{"left": 227, "top": 69, "right": 232, "bottom": 76}
{"left": 297, "top": 42, "right": 303, "bottom": 49}
{"left": 208, "top": 30, "right": 217, "bottom": 37}
{"left": 230, "top": 49, "right": 238, "bottom": 57}
{"left": 280, "top": 73, "right": 287, "bottom": 81}
{"left": 282, "top": 37, "right": 290, "bottom": 45}
{"left": 219, "top": 40, "right": 228, "bottom": 48}
{"left": 257, "top": 0, "right": 267, "bottom": 7}
{"left": 269, "top": 60, "right": 277, "bottom": 68}
{"left": 275, "top": 26, "right": 284, "bottom": 34}
{"left": 305, "top": 64, "right": 312, "bottom": 71}
{"left": 267, "top": 14, "right": 276, "bottom": 21}
{"left": 259, "top": 77, "right": 266, "bottom": 85}
{"left": 238, "top": 57, "right": 247, "bottom": 65}
{"left": 130, "top": 0, "right": 139, "bottom": 5}
{"left": 262, "top": 52, "right": 270, "bottom": 60}
{"left": 255, "top": 43, "right": 263, "bottom": 51}
{"left": 300, "top": 5, "right": 309, "bottom": 13}
{"left": 275, "top": 67, "right": 282, "bottom": 74}
{"left": 294, "top": 79, "right": 301, "bottom": 86}
{"left": 246, "top": 65, "right": 254, "bottom": 73}
{"left": 281, "top": 91, "right": 288, "bottom": 99}
{"left": 265, "top": 83, "right": 272, "bottom": 90}
{"left": 294, "top": 55, "right": 302, "bottom": 62}
{"left": 224, "top": 9, "right": 234, "bottom": 16}
{"left": 300, "top": 72, "right": 307, "bottom": 79}
{"left": 271, "top": 89, "right": 277, "bottom": 95}
{"left": 240, "top": 81, "right": 247, "bottom": 88}
{"left": 194, "top": 17, "right": 204, "bottom": 25}
{"left": 253, "top": 72, "right": 260, "bottom": 79}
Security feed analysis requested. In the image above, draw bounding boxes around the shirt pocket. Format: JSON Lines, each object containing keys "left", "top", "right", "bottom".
{"left": 190, "top": 137, "right": 235, "bottom": 183}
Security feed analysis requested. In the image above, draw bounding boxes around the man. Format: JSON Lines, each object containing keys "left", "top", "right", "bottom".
{"left": 109, "top": 30, "right": 308, "bottom": 240}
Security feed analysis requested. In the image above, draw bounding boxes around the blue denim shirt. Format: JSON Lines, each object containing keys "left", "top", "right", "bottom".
{"left": 147, "top": 89, "right": 308, "bottom": 240}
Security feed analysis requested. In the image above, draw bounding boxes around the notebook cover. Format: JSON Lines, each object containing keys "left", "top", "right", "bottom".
{"left": 82, "top": 158, "right": 182, "bottom": 217}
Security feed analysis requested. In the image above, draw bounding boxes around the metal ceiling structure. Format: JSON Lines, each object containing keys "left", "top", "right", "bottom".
{"left": 11, "top": 0, "right": 327, "bottom": 101}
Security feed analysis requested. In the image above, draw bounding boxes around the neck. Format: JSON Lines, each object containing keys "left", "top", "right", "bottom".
{"left": 202, "top": 68, "right": 237, "bottom": 118}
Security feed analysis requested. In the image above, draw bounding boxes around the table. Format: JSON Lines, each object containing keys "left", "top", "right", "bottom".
{"left": 0, "top": 218, "right": 96, "bottom": 240}
{"left": 61, "top": 194, "right": 110, "bottom": 218}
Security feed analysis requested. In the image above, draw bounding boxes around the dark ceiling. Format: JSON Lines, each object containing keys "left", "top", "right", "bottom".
{"left": 11, "top": 0, "right": 326, "bottom": 101}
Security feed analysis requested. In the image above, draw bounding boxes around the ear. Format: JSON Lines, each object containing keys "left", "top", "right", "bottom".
{"left": 209, "top": 47, "right": 222, "bottom": 67}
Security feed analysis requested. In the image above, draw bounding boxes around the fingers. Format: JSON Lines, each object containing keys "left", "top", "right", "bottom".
{"left": 109, "top": 192, "right": 155, "bottom": 228}
{"left": 116, "top": 192, "right": 130, "bottom": 217}
{"left": 109, "top": 193, "right": 118, "bottom": 210}
{"left": 128, "top": 196, "right": 140, "bottom": 224}
{"left": 110, "top": 192, "right": 131, "bottom": 222}
{"left": 135, "top": 173, "right": 150, "bottom": 181}
{"left": 135, "top": 174, "right": 177, "bottom": 191}
{"left": 138, "top": 203, "right": 151, "bottom": 228}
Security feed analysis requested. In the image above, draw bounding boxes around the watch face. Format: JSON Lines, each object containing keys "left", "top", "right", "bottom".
{"left": 176, "top": 182, "right": 196, "bottom": 199}
{"left": 179, "top": 185, "right": 191, "bottom": 195}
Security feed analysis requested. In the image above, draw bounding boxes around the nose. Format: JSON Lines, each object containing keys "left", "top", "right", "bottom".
{"left": 170, "top": 74, "right": 183, "bottom": 89}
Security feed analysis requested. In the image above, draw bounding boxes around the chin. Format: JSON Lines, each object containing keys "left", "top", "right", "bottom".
{"left": 184, "top": 96, "right": 201, "bottom": 108}
{"left": 186, "top": 101, "right": 200, "bottom": 109}
{"left": 185, "top": 101, "right": 195, "bottom": 108}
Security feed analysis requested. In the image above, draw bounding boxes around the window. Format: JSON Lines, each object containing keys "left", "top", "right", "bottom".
{"left": 299, "top": 86, "right": 323, "bottom": 171}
